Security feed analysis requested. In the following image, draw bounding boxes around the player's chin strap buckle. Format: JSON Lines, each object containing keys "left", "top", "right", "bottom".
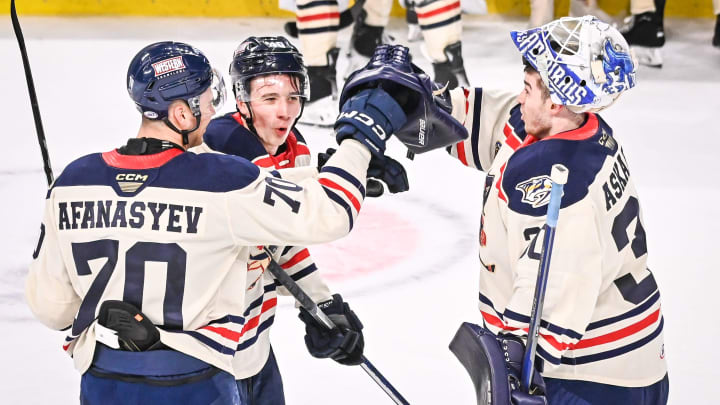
{"left": 95, "top": 300, "right": 165, "bottom": 352}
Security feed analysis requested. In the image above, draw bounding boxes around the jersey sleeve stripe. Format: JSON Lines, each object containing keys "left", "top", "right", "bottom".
{"left": 419, "top": 15, "right": 461, "bottom": 31}
{"left": 297, "top": 1, "right": 337, "bottom": 9}
{"left": 416, "top": 1, "right": 461, "bottom": 18}
{"left": 207, "top": 314, "right": 246, "bottom": 325}
{"left": 239, "top": 298, "right": 277, "bottom": 338}
{"left": 319, "top": 178, "right": 362, "bottom": 211}
{"left": 470, "top": 88, "right": 483, "bottom": 169}
{"left": 321, "top": 187, "right": 354, "bottom": 230}
{"left": 280, "top": 248, "right": 311, "bottom": 269}
{"left": 573, "top": 309, "right": 661, "bottom": 350}
{"left": 297, "top": 12, "right": 340, "bottom": 22}
{"left": 201, "top": 325, "right": 242, "bottom": 342}
{"left": 320, "top": 166, "right": 366, "bottom": 198}
{"left": 503, "top": 308, "right": 583, "bottom": 340}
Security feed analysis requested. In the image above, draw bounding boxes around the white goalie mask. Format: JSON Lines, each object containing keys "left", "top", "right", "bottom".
{"left": 511, "top": 15, "right": 637, "bottom": 113}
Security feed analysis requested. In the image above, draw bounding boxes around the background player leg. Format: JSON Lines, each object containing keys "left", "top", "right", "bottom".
{"left": 529, "top": 0, "right": 553, "bottom": 27}
{"left": 296, "top": 0, "right": 341, "bottom": 126}
{"left": 415, "top": 0, "right": 469, "bottom": 88}
{"left": 713, "top": 0, "right": 720, "bottom": 48}
{"left": 620, "top": 0, "right": 665, "bottom": 68}
{"left": 344, "top": 0, "right": 394, "bottom": 79}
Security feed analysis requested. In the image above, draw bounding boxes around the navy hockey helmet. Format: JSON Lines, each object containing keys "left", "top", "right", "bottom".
{"left": 127, "top": 41, "right": 226, "bottom": 121}
{"left": 229, "top": 36, "right": 309, "bottom": 102}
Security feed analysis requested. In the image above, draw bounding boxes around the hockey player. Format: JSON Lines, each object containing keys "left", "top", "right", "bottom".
{"left": 340, "top": 16, "right": 669, "bottom": 404}
{"left": 713, "top": 0, "right": 720, "bottom": 48}
{"left": 619, "top": 0, "right": 666, "bottom": 68}
{"left": 294, "top": 0, "right": 469, "bottom": 126}
{"left": 191, "top": 36, "right": 368, "bottom": 404}
{"left": 25, "top": 40, "right": 411, "bottom": 404}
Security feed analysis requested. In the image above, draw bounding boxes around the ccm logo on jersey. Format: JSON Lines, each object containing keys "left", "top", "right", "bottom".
{"left": 337, "top": 110, "right": 387, "bottom": 140}
{"left": 152, "top": 56, "right": 185, "bottom": 77}
{"left": 116, "top": 173, "right": 148, "bottom": 193}
{"left": 515, "top": 175, "right": 553, "bottom": 208}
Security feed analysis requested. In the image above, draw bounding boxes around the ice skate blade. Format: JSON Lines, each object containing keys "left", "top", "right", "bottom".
{"left": 632, "top": 46, "right": 663, "bottom": 68}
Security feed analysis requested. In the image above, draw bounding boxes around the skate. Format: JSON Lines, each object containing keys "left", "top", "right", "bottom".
{"left": 343, "top": 9, "right": 394, "bottom": 79}
{"left": 299, "top": 48, "right": 339, "bottom": 128}
{"left": 713, "top": 15, "right": 720, "bottom": 48}
{"left": 620, "top": 11, "right": 665, "bottom": 68}
{"left": 432, "top": 41, "right": 470, "bottom": 89}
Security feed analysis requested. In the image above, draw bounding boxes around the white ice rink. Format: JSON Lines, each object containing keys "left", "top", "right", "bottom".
{"left": 2, "top": 13, "right": 719, "bottom": 404}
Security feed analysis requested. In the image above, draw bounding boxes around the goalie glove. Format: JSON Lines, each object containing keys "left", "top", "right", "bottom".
{"left": 340, "top": 44, "right": 468, "bottom": 154}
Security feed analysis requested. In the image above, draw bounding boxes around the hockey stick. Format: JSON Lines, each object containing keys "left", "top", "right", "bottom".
{"left": 520, "top": 164, "right": 569, "bottom": 393}
{"left": 262, "top": 248, "right": 410, "bottom": 405}
{"left": 10, "top": 0, "right": 54, "bottom": 186}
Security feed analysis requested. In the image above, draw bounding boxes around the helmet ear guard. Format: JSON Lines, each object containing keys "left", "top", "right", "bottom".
{"left": 511, "top": 15, "right": 637, "bottom": 113}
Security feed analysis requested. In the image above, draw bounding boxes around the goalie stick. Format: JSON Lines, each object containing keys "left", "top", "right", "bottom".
{"left": 521, "top": 164, "right": 568, "bottom": 392}
{"left": 263, "top": 247, "right": 410, "bottom": 405}
{"left": 11, "top": 0, "right": 54, "bottom": 186}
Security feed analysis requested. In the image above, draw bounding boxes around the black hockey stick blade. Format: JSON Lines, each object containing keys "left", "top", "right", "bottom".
{"left": 11, "top": 0, "right": 54, "bottom": 186}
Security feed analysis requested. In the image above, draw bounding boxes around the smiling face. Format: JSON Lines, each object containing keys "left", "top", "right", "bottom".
{"left": 237, "top": 74, "right": 303, "bottom": 154}
{"left": 516, "top": 69, "right": 554, "bottom": 139}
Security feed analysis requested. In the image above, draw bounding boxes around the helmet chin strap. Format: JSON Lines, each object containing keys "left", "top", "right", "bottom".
{"left": 163, "top": 112, "right": 201, "bottom": 147}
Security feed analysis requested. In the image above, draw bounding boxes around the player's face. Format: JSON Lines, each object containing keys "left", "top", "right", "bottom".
{"left": 188, "top": 88, "right": 217, "bottom": 148}
{"left": 241, "top": 74, "right": 303, "bottom": 154}
{"left": 517, "top": 71, "right": 553, "bottom": 139}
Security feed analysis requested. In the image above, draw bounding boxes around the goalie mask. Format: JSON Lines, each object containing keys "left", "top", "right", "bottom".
{"left": 511, "top": 15, "right": 637, "bottom": 113}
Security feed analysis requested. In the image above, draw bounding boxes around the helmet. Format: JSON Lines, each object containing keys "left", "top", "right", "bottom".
{"left": 229, "top": 36, "right": 309, "bottom": 102}
{"left": 127, "top": 41, "right": 226, "bottom": 120}
{"left": 511, "top": 16, "right": 637, "bottom": 113}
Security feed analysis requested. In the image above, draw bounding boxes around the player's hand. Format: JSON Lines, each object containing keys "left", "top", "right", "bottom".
{"left": 335, "top": 88, "right": 407, "bottom": 159}
{"left": 340, "top": 44, "right": 468, "bottom": 154}
{"left": 318, "top": 148, "right": 408, "bottom": 197}
{"left": 298, "top": 294, "right": 364, "bottom": 366}
{"left": 497, "top": 334, "right": 546, "bottom": 398}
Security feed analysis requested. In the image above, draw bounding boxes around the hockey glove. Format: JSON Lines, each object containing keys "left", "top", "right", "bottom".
{"left": 335, "top": 88, "right": 407, "bottom": 159}
{"left": 497, "top": 334, "right": 547, "bottom": 402}
{"left": 298, "top": 294, "right": 365, "bottom": 366}
{"left": 340, "top": 44, "right": 468, "bottom": 154}
{"left": 318, "top": 148, "right": 409, "bottom": 197}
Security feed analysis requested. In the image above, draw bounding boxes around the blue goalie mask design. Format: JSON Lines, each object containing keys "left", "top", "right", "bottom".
{"left": 511, "top": 15, "right": 637, "bottom": 112}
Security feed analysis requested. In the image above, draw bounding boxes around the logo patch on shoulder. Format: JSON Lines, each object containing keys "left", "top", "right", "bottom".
{"left": 152, "top": 56, "right": 185, "bottom": 77}
{"left": 515, "top": 175, "right": 553, "bottom": 208}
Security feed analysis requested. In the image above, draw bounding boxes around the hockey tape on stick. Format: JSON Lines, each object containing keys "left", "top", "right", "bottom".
{"left": 263, "top": 248, "right": 411, "bottom": 405}
{"left": 520, "top": 164, "right": 568, "bottom": 393}
{"left": 11, "top": 0, "right": 54, "bottom": 186}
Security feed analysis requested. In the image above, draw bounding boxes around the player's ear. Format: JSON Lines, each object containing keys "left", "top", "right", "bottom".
{"left": 168, "top": 100, "right": 192, "bottom": 130}
{"left": 237, "top": 100, "right": 249, "bottom": 116}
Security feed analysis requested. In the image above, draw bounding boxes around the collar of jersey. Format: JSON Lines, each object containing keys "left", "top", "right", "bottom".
{"left": 521, "top": 113, "right": 598, "bottom": 147}
{"left": 102, "top": 148, "right": 184, "bottom": 169}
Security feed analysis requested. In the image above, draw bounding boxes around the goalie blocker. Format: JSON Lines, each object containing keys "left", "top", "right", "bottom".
{"left": 339, "top": 44, "right": 468, "bottom": 155}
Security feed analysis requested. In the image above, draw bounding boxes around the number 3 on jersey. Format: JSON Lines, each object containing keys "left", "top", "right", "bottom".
{"left": 611, "top": 196, "right": 657, "bottom": 305}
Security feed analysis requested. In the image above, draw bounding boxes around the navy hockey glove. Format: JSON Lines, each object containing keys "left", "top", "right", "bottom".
{"left": 340, "top": 44, "right": 468, "bottom": 154}
{"left": 497, "top": 334, "right": 547, "bottom": 403}
{"left": 318, "top": 148, "right": 409, "bottom": 197}
{"left": 298, "top": 294, "right": 365, "bottom": 366}
{"left": 335, "top": 88, "right": 407, "bottom": 159}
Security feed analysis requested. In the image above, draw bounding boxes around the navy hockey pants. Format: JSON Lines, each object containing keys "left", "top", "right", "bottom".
{"left": 80, "top": 345, "right": 239, "bottom": 405}
{"left": 236, "top": 348, "right": 285, "bottom": 405}
{"left": 545, "top": 373, "right": 669, "bottom": 405}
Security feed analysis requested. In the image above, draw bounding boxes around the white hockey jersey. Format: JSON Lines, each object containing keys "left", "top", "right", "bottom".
{"left": 192, "top": 112, "right": 333, "bottom": 379}
{"left": 25, "top": 138, "right": 370, "bottom": 376}
{"left": 446, "top": 87, "right": 667, "bottom": 387}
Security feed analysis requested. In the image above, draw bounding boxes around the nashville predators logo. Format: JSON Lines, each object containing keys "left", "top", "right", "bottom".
{"left": 515, "top": 175, "right": 553, "bottom": 208}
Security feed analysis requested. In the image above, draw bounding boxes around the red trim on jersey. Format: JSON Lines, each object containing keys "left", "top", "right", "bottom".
{"left": 101, "top": 148, "right": 183, "bottom": 169}
{"left": 201, "top": 325, "right": 242, "bottom": 342}
{"left": 416, "top": 1, "right": 461, "bottom": 18}
{"left": 63, "top": 343, "right": 71, "bottom": 351}
{"left": 240, "top": 298, "right": 278, "bottom": 337}
{"left": 482, "top": 308, "right": 662, "bottom": 352}
{"left": 232, "top": 112, "right": 245, "bottom": 127}
{"left": 503, "top": 124, "right": 522, "bottom": 150}
{"left": 297, "top": 12, "right": 340, "bottom": 22}
{"left": 281, "top": 248, "right": 310, "bottom": 270}
{"left": 496, "top": 162, "right": 508, "bottom": 202}
{"left": 546, "top": 113, "right": 599, "bottom": 142}
{"left": 455, "top": 141, "right": 469, "bottom": 166}
{"left": 319, "top": 178, "right": 361, "bottom": 211}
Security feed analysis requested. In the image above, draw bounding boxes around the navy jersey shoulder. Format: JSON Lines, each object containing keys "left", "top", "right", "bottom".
{"left": 204, "top": 113, "right": 267, "bottom": 160}
{"left": 51, "top": 149, "right": 261, "bottom": 197}
{"left": 502, "top": 114, "right": 617, "bottom": 216}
